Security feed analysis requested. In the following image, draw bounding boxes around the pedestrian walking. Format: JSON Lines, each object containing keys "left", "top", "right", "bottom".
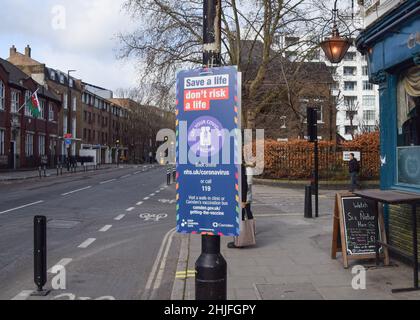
{"left": 349, "top": 153, "right": 360, "bottom": 192}
{"left": 228, "top": 163, "right": 256, "bottom": 249}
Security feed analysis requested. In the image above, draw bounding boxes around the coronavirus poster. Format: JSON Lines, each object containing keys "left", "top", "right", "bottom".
{"left": 176, "top": 66, "right": 241, "bottom": 236}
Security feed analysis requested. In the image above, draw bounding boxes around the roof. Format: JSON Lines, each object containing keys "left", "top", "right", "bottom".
{"left": 0, "top": 58, "right": 61, "bottom": 102}
{"left": 0, "top": 57, "right": 30, "bottom": 87}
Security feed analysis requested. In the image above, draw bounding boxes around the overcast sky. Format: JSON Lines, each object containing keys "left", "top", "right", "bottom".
{"left": 0, "top": 0, "right": 138, "bottom": 93}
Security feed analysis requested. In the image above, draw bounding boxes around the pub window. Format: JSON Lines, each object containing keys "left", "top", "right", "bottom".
{"left": 11, "top": 90, "right": 20, "bottom": 113}
{"left": 25, "top": 133, "right": 34, "bottom": 156}
{"left": 396, "top": 66, "right": 420, "bottom": 187}
{"left": 38, "top": 135, "right": 46, "bottom": 156}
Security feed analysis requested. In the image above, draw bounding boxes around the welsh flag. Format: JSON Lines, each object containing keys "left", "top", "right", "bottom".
{"left": 26, "top": 91, "right": 41, "bottom": 117}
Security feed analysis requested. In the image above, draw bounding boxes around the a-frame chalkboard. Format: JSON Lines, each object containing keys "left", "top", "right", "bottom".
{"left": 331, "top": 193, "right": 389, "bottom": 268}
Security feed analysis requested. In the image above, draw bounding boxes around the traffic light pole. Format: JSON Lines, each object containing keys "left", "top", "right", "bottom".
{"left": 195, "top": 0, "right": 227, "bottom": 301}
{"left": 314, "top": 139, "right": 319, "bottom": 218}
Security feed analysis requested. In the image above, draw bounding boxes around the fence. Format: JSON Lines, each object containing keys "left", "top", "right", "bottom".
{"left": 262, "top": 139, "right": 380, "bottom": 181}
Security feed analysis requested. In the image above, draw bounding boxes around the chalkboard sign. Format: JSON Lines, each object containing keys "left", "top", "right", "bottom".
{"left": 342, "top": 197, "right": 378, "bottom": 255}
{"left": 331, "top": 193, "right": 389, "bottom": 268}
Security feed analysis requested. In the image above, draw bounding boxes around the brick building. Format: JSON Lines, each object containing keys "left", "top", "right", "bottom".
{"left": 8, "top": 45, "right": 82, "bottom": 160}
{"left": 0, "top": 58, "right": 61, "bottom": 170}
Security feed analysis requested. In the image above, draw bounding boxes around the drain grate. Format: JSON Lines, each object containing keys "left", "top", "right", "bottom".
{"left": 255, "top": 283, "right": 324, "bottom": 300}
{"left": 48, "top": 219, "right": 80, "bottom": 229}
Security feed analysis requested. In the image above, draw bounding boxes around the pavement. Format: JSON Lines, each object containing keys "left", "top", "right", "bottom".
{"left": 0, "top": 164, "right": 179, "bottom": 300}
{"left": 171, "top": 184, "right": 420, "bottom": 300}
{"left": 0, "top": 163, "right": 123, "bottom": 182}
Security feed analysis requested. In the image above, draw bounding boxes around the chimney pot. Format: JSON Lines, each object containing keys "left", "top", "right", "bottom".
{"left": 25, "top": 45, "right": 31, "bottom": 57}
{"left": 10, "top": 45, "right": 17, "bottom": 57}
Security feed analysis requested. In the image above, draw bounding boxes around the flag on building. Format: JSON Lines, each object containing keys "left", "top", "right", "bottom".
{"left": 26, "top": 90, "right": 41, "bottom": 117}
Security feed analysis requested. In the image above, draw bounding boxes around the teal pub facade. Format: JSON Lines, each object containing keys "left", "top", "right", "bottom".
{"left": 356, "top": 0, "right": 420, "bottom": 257}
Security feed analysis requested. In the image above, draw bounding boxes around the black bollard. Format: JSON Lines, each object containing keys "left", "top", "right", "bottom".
{"left": 56, "top": 165, "right": 59, "bottom": 176}
{"left": 32, "top": 216, "right": 49, "bottom": 296}
{"left": 60, "top": 165, "right": 63, "bottom": 176}
{"left": 38, "top": 167, "right": 42, "bottom": 178}
{"left": 167, "top": 168, "right": 171, "bottom": 185}
{"left": 43, "top": 165, "right": 47, "bottom": 178}
{"left": 173, "top": 168, "right": 176, "bottom": 182}
{"left": 304, "top": 185, "right": 313, "bottom": 219}
{"left": 195, "top": 235, "right": 227, "bottom": 300}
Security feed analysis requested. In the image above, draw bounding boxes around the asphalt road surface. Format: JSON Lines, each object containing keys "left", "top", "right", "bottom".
{"left": 0, "top": 165, "right": 179, "bottom": 300}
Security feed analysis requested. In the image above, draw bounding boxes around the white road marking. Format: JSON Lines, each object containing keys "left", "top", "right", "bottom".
{"left": 150, "top": 193, "right": 156, "bottom": 197}
{"left": 48, "top": 258, "right": 73, "bottom": 273}
{"left": 144, "top": 228, "right": 176, "bottom": 292}
{"left": 120, "top": 174, "right": 131, "bottom": 179}
{"left": 155, "top": 190, "right": 160, "bottom": 193}
{"left": 134, "top": 171, "right": 142, "bottom": 175}
{"left": 136, "top": 201, "right": 144, "bottom": 206}
{"left": 144, "top": 197, "right": 150, "bottom": 200}
{"left": 114, "top": 214, "right": 126, "bottom": 221}
{"left": 0, "top": 200, "right": 44, "bottom": 215}
{"left": 100, "top": 179, "right": 116, "bottom": 185}
{"left": 126, "top": 207, "right": 135, "bottom": 212}
{"left": 153, "top": 229, "right": 176, "bottom": 290}
{"left": 78, "top": 238, "right": 96, "bottom": 249}
{"left": 61, "top": 186, "right": 92, "bottom": 196}
{"left": 99, "top": 225, "right": 112, "bottom": 232}
{"left": 11, "top": 290, "right": 33, "bottom": 300}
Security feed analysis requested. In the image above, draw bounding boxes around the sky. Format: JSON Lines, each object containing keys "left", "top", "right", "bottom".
{"left": 0, "top": 0, "right": 139, "bottom": 93}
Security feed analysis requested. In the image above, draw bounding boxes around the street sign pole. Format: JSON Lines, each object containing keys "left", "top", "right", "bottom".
{"left": 195, "top": 0, "right": 227, "bottom": 301}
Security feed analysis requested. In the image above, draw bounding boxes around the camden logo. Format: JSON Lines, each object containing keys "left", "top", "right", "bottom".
{"left": 213, "top": 222, "right": 234, "bottom": 228}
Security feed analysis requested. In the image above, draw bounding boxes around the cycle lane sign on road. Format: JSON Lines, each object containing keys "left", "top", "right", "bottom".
{"left": 175, "top": 66, "right": 241, "bottom": 237}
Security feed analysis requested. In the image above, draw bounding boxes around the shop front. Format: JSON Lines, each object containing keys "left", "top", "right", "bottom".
{"left": 356, "top": 0, "right": 420, "bottom": 259}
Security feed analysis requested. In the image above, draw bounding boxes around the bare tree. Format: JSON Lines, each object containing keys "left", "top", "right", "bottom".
{"left": 118, "top": 0, "right": 340, "bottom": 129}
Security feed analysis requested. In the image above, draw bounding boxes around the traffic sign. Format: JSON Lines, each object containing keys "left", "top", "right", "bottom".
{"left": 176, "top": 66, "right": 241, "bottom": 237}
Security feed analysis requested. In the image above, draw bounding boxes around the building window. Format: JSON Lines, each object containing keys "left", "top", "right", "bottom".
{"left": 39, "top": 100, "right": 46, "bottom": 119}
{"left": 0, "top": 80, "right": 5, "bottom": 110}
{"left": 362, "top": 66, "right": 368, "bottom": 76}
{"left": 50, "top": 70, "right": 56, "bottom": 81}
{"left": 83, "top": 128, "right": 87, "bottom": 140}
{"left": 84, "top": 111, "right": 88, "bottom": 121}
{"left": 362, "top": 95, "right": 376, "bottom": 107}
{"left": 343, "top": 52, "right": 356, "bottom": 61}
{"left": 344, "top": 96, "right": 357, "bottom": 108}
{"left": 72, "top": 97, "right": 77, "bottom": 111}
{"left": 60, "top": 74, "right": 65, "bottom": 84}
{"left": 25, "top": 133, "right": 34, "bottom": 156}
{"left": 363, "top": 110, "right": 376, "bottom": 121}
{"left": 345, "top": 126, "right": 357, "bottom": 135}
{"left": 316, "top": 106, "right": 323, "bottom": 123}
{"left": 346, "top": 111, "right": 358, "bottom": 120}
{"left": 63, "top": 93, "right": 68, "bottom": 109}
{"left": 396, "top": 67, "right": 420, "bottom": 187}
{"left": 344, "top": 81, "right": 357, "bottom": 91}
{"left": 0, "top": 129, "right": 4, "bottom": 155}
{"left": 69, "top": 78, "right": 74, "bottom": 88}
{"left": 38, "top": 135, "right": 45, "bottom": 156}
{"left": 285, "top": 36, "right": 300, "bottom": 47}
{"left": 11, "top": 90, "right": 20, "bottom": 113}
{"left": 49, "top": 103, "right": 54, "bottom": 121}
{"left": 25, "top": 91, "right": 32, "bottom": 117}
{"left": 363, "top": 81, "right": 373, "bottom": 90}
{"left": 343, "top": 66, "right": 356, "bottom": 76}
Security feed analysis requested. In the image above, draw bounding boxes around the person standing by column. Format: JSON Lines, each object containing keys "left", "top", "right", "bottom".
{"left": 349, "top": 153, "right": 360, "bottom": 192}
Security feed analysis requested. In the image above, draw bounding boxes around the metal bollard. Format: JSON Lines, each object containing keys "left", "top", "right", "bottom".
{"left": 60, "top": 165, "right": 63, "bottom": 176}
{"left": 304, "top": 185, "right": 313, "bottom": 218}
{"left": 43, "top": 165, "right": 47, "bottom": 178}
{"left": 38, "top": 167, "right": 42, "bottom": 178}
{"left": 167, "top": 168, "right": 171, "bottom": 185}
{"left": 32, "top": 216, "right": 49, "bottom": 296}
{"left": 56, "top": 165, "right": 59, "bottom": 176}
{"left": 173, "top": 168, "right": 176, "bottom": 182}
{"left": 195, "top": 235, "right": 227, "bottom": 300}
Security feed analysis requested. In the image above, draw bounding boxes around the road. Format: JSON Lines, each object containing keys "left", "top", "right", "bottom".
{"left": 0, "top": 165, "right": 179, "bottom": 300}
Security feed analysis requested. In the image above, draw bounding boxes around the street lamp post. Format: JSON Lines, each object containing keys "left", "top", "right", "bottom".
{"left": 195, "top": 0, "right": 227, "bottom": 301}
{"left": 319, "top": 0, "right": 352, "bottom": 64}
